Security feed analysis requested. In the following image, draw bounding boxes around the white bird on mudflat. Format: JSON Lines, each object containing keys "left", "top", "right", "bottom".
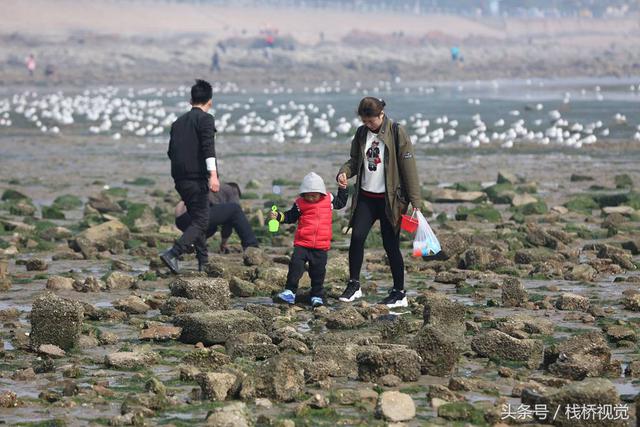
{"left": 335, "top": 119, "right": 351, "bottom": 135}
{"left": 272, "top": 132, "right": 285, "bottom": 143}
{"left": 548, "top": 110, "right": 561, "bottom": 121}
{"left": 300, "top": 132, "right": 312, "bottom": 144}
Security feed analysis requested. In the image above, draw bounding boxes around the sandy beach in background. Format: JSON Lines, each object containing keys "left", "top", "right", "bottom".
{"left": 1, "top": 0, "right": 639, "bottom": 87}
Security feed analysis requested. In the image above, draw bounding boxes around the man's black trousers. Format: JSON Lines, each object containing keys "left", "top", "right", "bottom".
{"left": 173, "top": 179, "right": 209, "bottom": 262}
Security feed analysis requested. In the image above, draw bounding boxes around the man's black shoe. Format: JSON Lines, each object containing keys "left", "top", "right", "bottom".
{"left": 160, "top": 249, "right": 180, "bottom": 274}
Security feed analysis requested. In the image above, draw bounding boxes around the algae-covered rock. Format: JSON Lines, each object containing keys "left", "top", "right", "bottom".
{"left": 471, "top": 330, "right": 543, "bottom": 369}
{"left": 412, "top": 325, "right": 461, "bottom": 376}
{"left": 254, "top": 355, "right": 304, "bottom": 402}
{"left": 543, "top": 331, "right": 618, "bottom": 380}
{"left": 170, "top": 277, "right": 230, "bottom": 310}
{"left": 175, "top": 310, "right": 265, "bottom": 345}
{"left": 30, "top": 292, "right": 84, "bottom": 351}
{"left": 357, "top": 346, "right": 421, "bottom": 382}
{"left": 105, "top": 351, "right": 160, "bottom": 369}
{"left": 70, "top": 219, "right": 130, "bottom": 258}
{"left": 521, "top": 378, "right": 626, "bottom": 426}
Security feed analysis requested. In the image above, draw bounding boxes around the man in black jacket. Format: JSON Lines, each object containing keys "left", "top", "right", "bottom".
{"left": 160, "top": 79, "right": 219, "bottom": 273}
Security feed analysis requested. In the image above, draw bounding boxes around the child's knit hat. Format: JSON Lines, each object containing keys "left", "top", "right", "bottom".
{"left": 299, "top": 172, "right": 327, "bottom": 195}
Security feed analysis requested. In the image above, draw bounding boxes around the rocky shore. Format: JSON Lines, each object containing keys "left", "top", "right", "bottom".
{"left": 1, "top": 145, "right": 639, "bottom": 425}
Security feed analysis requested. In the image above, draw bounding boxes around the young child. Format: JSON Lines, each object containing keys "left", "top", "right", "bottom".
{"left": 271, "top": 172, "right": 348, "bottom": 308}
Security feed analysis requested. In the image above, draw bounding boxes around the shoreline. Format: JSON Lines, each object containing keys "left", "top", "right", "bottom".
{"left": 1, "top": 3, "right": 639, "bottom": 88}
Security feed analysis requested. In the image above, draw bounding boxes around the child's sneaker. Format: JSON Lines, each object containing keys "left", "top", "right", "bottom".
{"left": 311, "top": 297, "right": 324, "bottom": 308}
{"left": 379, "top": 289, "right": 408, "bottom": 308}
{"left": 276, "top": 290, "right": 295, "bottom": 305}
{"left": 339, "top": 279, "right": 362, "bottom": 302}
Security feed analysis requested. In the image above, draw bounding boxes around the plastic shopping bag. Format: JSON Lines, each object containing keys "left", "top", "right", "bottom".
{"left": 412, "top": 211, "right": 441, "bottom": 257}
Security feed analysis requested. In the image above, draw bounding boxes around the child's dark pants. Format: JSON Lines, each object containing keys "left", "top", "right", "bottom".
{"left": 285, "top": 246, "right": 327, "bottom": 298}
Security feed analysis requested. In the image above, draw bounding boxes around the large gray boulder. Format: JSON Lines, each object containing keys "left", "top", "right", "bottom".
{"left": 437, "top": 234, "right": 470, "bottom": 260}
{"left": 412, "top": 325, "right": 461, "bottom": 376}
{"left": 421, "top": 292, "right": 465, "bottom": 333}
{"left": 182, "top": 348, "right": 231, "bottom": 371}
{"left": 521, "top": 378, "right": 627, "bottom": 427}
{"left": 170, "top": 277, "right": 230, "bottom": 310}
{"left": 254, "top": 355, "right": 305, "bottom": 402}
{"left": 471, "top": 330, "right": 543, "bottom": 369}
{"left": 105, "top": 351, "right": 160, "bottom": 369}
{"left": 30, "top": 292, "right": 84, "bottom": 351}
{"left": 69, "top": 219, "right": 130, "bottom": 258}
{"left": 325, "top": 307, "right": 366, "bottom": 329}
{"left": 313, "top": 344, "right": 362, "bottom": 378}
{"left": 555, "top": 292, "right": 590, "bottom": 311}
{"left": 357, "top": 346, "right": 421, "bottom": 382}
{"left": 198, "top": 372, "right": 237, "bottom": 401}
{"left": 174, "top": 310, "right": 265, "bottom": 345}
{"left": 543, "top": 331, "right": 619, "bottom": 380}
{"left": 225, "top": 332, "right": 278, "bottom": 360}
{"left": 205, "top": 402, "right": 253, "bottom": 427}
{"left": 501, "top": 277, "right": 528, "bottom": 307}
{"left": 113, "top": 295, "right": 150, "bottom": 315}
{"left": 496, "top": 315, "right": 555, "bottom": 337}
{"left": 45, "top": 275, "right": 75, "bottom": 291}
{"left": 160, "top": 297, "right": 208, "bottom": 316}
{"left": 431, "top": 189, "right": 486, "bottom": 203}
{"left": 104, "top": 272, "right": 137, "bottom": 290}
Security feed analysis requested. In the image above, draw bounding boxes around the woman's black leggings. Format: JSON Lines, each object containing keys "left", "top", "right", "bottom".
{"left": 348, "top": 193, "right": 404, "bottom": 290}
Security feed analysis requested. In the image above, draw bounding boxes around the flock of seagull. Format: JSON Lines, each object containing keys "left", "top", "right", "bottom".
{"left": 1, "top": 80, "right": 639, "bottom": 149}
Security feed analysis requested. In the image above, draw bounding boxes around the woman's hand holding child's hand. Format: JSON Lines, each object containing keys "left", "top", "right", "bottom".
{"left": 269, "top": 211, "right": 278, "bottom": 220}
{"left": 337, "top": 173, "right": 347, "bottom": 188}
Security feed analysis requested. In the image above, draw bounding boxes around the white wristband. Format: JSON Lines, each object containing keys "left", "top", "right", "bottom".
{"left": 206, "top": 157, "right": 217, "bottom": 171}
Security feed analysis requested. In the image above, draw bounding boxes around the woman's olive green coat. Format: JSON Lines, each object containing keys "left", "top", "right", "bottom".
{"left": 338, "top": 115, "right": 422, "bottom": 234}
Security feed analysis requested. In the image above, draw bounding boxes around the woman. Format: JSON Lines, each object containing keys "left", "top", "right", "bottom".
{"left": 336, "top": 97, "right": 422, "bottom": 308}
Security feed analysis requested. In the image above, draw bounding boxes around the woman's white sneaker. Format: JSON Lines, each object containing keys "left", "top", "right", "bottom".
{"left": 339, "top": 280, "right": 362, "bottom": 302}
{"left": 379, "top": 289, "right": 408, "bottom": 308}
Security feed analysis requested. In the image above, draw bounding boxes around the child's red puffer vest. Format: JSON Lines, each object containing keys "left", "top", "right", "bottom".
{"left": 294, "top": 195, "right": 333, "bottom": 251}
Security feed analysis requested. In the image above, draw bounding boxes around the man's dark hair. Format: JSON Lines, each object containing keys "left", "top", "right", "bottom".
{"left": 191, "top": 79, "right": 213, "bottom": 105}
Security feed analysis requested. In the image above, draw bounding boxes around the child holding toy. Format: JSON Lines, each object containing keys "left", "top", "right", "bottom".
{"left": 271, "top": 172, "right": 348, "bottom": 308}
